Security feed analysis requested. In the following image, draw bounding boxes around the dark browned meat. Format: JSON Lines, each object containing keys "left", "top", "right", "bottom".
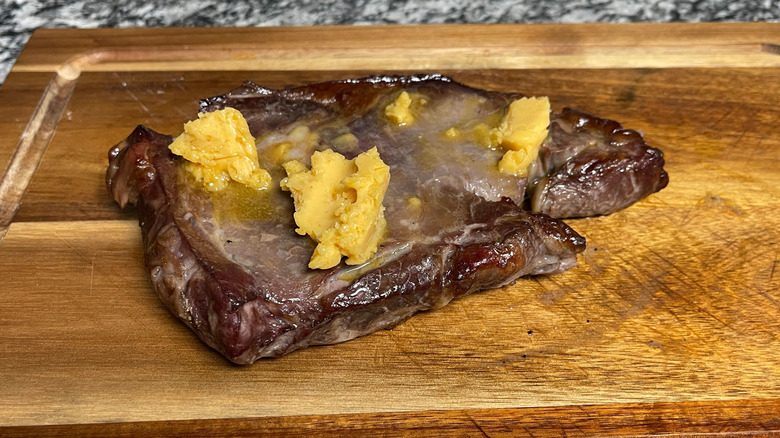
{"left": 528, "top": 108, "right": 669, "bottom": 218}
{"left": 106, "top": 75, "right": 666, "bottom": 364}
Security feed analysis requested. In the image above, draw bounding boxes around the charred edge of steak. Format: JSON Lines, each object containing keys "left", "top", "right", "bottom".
{"left": 106, "top": 126, "right": 172, "bottom": 209}
{"left": 199, "top": 73, "right": 453, "bottom": 110}
{"left": 199, "top": 74, "right": 518, "bottom": 123}
{"left": 529, "top": 108, "right": 669, "bottom": 218}
{"left": 106, "top": 126, "right": 586, "bottom": 364}
{"left": 107, "top": 126, "right": 275, "bottom": 360}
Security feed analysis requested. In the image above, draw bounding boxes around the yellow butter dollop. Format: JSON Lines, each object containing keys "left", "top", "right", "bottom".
{"left": 445, "top": 97, "right": 550, "bottom": 177}
{"left": 495, "top": 97, "right": 551, "bottom": 176}
{"left": 385, "top": 91, "right": 414, "bottom": 126}
{"left": 280, "top": 147, "right": 390, "bottom": 269}
{"left": 384, "top": 91, "right": 428, "bottom": 126}
{"left": 169, "top": 107, "right": 271, "bottom": 191}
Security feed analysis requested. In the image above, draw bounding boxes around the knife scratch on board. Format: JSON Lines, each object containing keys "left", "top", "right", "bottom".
{"left": 114, "top": 73, "right": 154, "bottom": 118}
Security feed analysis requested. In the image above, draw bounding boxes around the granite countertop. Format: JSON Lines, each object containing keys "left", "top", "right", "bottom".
{"left": 1, "top": 0, "right": 779, "bottom": 86}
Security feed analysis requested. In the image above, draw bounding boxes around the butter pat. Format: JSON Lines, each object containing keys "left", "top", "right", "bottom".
{"left": 496, "top": 97, "right": 550, "bottom": 176}
{"left": 472, "top": 122, "right": 502, "bottom": 150}
{"left": 169, "top": 108, "right": 271, "bottom": 191}
{"left": 385, "top": 91, "right": 428, "bottom": 126}
{"left": 498, "top": 149, "right": 531, "bottom": 176}
{"left": 281, "top": 148, "right": 390, "bottom": 269}
{"left": 332, "top": 132, "right": 360, "bottom": 153}
{"left": 443, "top": 127, "right": 460, "bottom": 140}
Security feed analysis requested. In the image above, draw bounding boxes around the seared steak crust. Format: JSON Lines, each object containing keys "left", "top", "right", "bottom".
{"left": 529, "top": 108, "right": 669, "bottom": 218}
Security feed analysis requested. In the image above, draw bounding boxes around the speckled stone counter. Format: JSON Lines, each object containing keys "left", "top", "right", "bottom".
{"left": 1, "top": 0, "right": 779, "bottom": 86}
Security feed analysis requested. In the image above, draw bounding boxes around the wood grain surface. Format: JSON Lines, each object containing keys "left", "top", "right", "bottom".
{"left": 1, "top": 24, "right": 779, "bottom": 436}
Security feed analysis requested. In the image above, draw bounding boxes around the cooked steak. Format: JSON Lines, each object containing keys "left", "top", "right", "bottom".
{"left": 106, "top": 74, "right": 666, "bottom": 364}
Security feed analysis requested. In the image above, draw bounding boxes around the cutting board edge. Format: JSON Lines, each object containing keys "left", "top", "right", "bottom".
{"left": 1, "top": 397, "right": 779, "bottom": 437}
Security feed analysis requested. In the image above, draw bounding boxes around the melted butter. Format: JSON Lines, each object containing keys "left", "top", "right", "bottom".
{"left": 268, "top": 142, "right": 293, "bottom": 163}
{"left": 441, "top": 97, "right": 550, "bottom": 177}
{"left": 446, "top": 112, "right": 504, "bottom": 149}
{"left": 211, "top": 182, "right": 287, "bottom": 223}
{"left": 336, "top": 242, "right": 412, "bottom": 283}
{"left": 443, "top": 127, "right": 460, "bottom": 139}
{"left": 256, "top": 123, "right": 321, "bottom": 173}
{"left": 409, "top": 106, "right": 507, "bottom": 176}
{"left": 331, "top": 132, "right": 360, "bottom": 154}
{"left": 385, "top": 91, "right": 428, "bottom": 126}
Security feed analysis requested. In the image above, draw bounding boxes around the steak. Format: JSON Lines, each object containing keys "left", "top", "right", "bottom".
{"left": 106, "top": 74, "right": 667, "bottom": 364}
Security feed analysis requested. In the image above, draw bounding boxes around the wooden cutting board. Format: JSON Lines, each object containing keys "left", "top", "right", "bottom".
{"left": 1, "top": 24, "right": 779, "bottom": 436}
